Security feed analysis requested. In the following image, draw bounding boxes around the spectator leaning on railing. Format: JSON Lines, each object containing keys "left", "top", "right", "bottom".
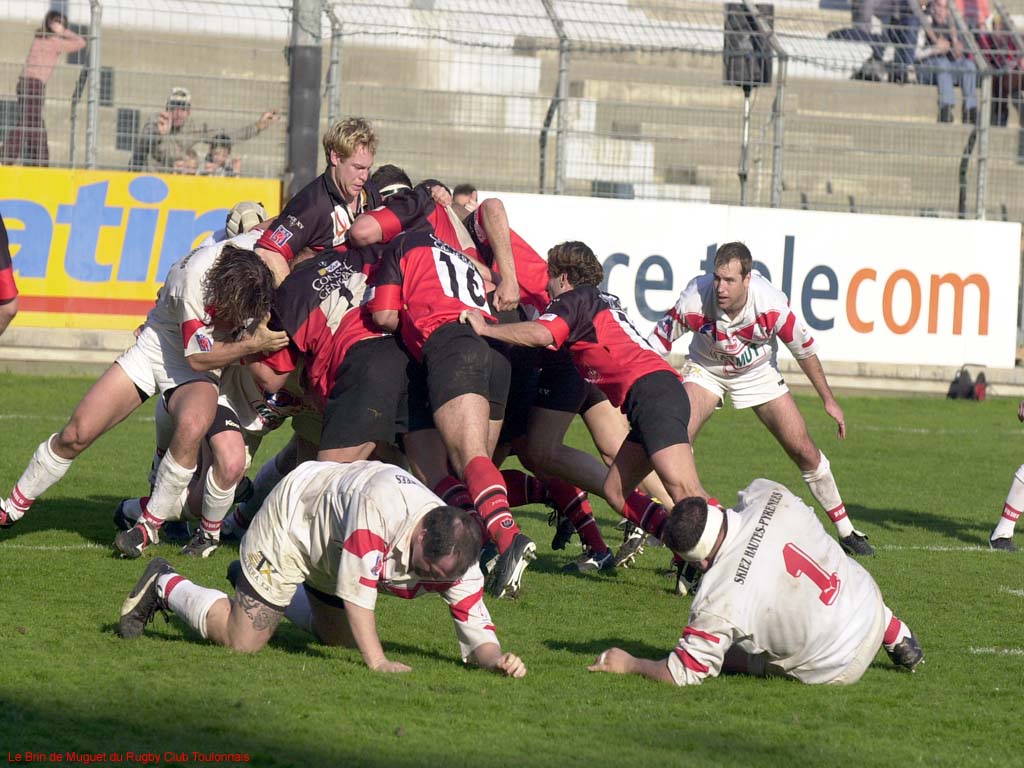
{"left": 916, "top": 0, "right": 979, "bottom": 123}
{"left": 3, "top": 10, "right": 86, "bottom": 167}
{"left": 129, "top": 86, "right": 279, "bottom": 174}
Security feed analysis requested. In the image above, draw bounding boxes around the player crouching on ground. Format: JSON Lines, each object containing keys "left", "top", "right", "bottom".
{"left": 118, "top": 460, "right": 526, "bottom": 677}
{"left": 588, "top": 479, "right": 922, "bottom": 686}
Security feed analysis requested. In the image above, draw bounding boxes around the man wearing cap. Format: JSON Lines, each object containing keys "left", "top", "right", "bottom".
{"left": 587, "top": 478, "right": 924, "bottom": 686}
{"left": 129, "top": 86, "right": 279, "bottom": 173}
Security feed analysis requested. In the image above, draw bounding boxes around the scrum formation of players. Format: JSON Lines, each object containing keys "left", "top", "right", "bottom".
{"left": 1, "top": 117, "right": 943, "bottom": 686}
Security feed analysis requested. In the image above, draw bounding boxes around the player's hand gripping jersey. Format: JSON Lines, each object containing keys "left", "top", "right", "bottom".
{"left": 369, "top": 230, "right": 496, "bottom": 359}
{"left": 361, "top": 184, "right": 478, "bottom": 257}
{"left": 648, "top": 271, "right": 818, "bottom": 378}
{"left": 147, "top": 230, "right": 260, "bottom": 364}
{"left": 535, "top": 284, "right": 679, "bottom": 407}
{"left": 667, "top": 479, "right": 883, "bottom": 686}
{"left": 245, "top": 460, "right": 499, "bottom": 660}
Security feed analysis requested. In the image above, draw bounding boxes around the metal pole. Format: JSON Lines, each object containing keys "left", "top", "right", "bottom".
{"left": 739, "top": 85, "right": 751, "bottom": 205}
{"left": 324, "top": 2, "right": 342, "bottom": 127}
{"left": 541, "top": 0, "right": 568, "bottom": 195}
{"left": 975, "top": 73, "right": 991, "bottom": 219}
{"left": 287, "top": 0, "right": 324, "bottom": 198}
{"left": 770, "top": 56, "right": 786, "bottom": 208}
{"left": 85, "top": 0, "right": 101, "bottom": 168}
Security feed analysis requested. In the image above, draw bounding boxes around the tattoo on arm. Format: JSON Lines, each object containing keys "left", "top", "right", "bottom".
{"left": 235, "top": 591, "right": 283, "bottom": 633}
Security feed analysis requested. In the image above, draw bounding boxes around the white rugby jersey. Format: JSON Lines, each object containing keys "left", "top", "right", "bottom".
{"left": 217, "top": 364, "right": 311, "bottom": 438}
{"left": 667, "top": 479, "right": 882, "bottom": 686}
{"left": 146, "top": 230, "right": 259, "bottom": 360}
{"left": 277, "top": 460, "right": 498, "bottom": 661}
{"left": 647, "top": 271, "right": 818, "bottom": 378}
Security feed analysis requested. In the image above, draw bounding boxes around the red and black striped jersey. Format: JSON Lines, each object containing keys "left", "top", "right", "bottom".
{"left": 535, "top": 284, "right": 679, "bottom": 407}
{"left": 362, "top": 185, "right": 477, "bottom": 257}
{"left": 369, "top": 230, "right": 495, "bottom": 360}
{"left": 0, "top": 214, "right": 18, "bottom": 302}
{"left": 464, "top": 207, "right": 550, "bottom": 317}
{"left": 256, "top": 170, "right": 382, "bottom": 263}
{"left": 261, "top": 246, "right": 384, "bottom": 404}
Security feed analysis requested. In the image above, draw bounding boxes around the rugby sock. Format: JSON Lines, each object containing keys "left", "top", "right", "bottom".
{"left": 882, "top": 606, "right": 911, "bottom": 651}
{"left": 5, "top": 433, "right": 73, "bottom": 520}
{"left": 198, "top": 469, "right": 236, "bottom": 540}
{"left": 802, "top": 451, "right": 855, "bottom": 538}
{"left": 501, "top": 469, "right": 546, "bottom": 507}
{"left": 146, "top": 451, "right": 196, "bottom": 527}
{"left": 993, "top": 465, "right": 1024, "bottom": 540}
{"left": 433, "top": 475, "right": 474, "bottom": 510}
{"left": 547, "top": 477, "right": 607, "bottom": 552}
{"left": 159, "top": 573, "right": 226, "bottom": 640}
{"left": 149, "top": 396, "right": 174, "bottom": 487}
{"left": 622, "top": 490, "right": 669, "bottom": 539}
{"left": 284, "top": 587, "right": 315, "bottom": 635}
{"left": 464, "top": 456, "right": 519, "bottom": 552}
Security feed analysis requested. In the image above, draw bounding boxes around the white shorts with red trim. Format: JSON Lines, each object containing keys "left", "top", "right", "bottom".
{"left": 239, "top": 487, "right": 313, "bottom": 608}
{"left": 681, "top": 359, "right": 788, "bottom": 410}
{"left": 115, "top": 324, "right": 217, "bottom": 398}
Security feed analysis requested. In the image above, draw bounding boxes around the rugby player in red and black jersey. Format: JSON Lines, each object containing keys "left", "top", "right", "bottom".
{"left": 255, "top": 117, "right": 382, "bottom": 284}
{"left": 250, "top": 243, "right": 410, "bottom": 465}
{"left": 463, "top": 240, "right": 711, "bottom": 545}
{"left": 369, "top": 229, "right": 536, "bottom": 599}
{"left": 0, "top": 213, "right": 19, "bottom": 337}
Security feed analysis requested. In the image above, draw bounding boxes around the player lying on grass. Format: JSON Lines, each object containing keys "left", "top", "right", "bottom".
{"left": 118, "top": 460, "right": 526, "bottom": 677}
{"left": 588, "top": 479, "right": 922, "bottom": 686}
{"left": 646, "top": 241, "right": 872, "bottom": 557}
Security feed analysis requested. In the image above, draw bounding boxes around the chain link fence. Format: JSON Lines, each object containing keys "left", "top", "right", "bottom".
{"left": 2, "top": 0, "right": 1023, "bottom": 221}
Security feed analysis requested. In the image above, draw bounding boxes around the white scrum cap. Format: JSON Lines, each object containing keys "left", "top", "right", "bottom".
{"left": 680, "top": 503, "right": 725, "bottom": 563}
{"left": 225, "top": 201, "right": 268, "bottom": 237}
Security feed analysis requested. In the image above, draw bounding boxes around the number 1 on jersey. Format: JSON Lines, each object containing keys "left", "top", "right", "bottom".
{"left": 782, "top": 542, "right": 841, "bottom": 606}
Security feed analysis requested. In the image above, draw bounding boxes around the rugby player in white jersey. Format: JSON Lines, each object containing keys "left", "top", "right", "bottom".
{"left": 0, "top": 236, "right": 288, "bottom": 558}
{"left": 588, "top": 479, "right": 922, "bottom": 686}
{"left": 117, "top": 460, "right": 527, "bottom": 677}
{"left": 647, "top": 241, "right": 873, "bottom": 556}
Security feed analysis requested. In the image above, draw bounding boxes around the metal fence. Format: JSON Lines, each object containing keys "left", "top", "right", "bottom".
{"left": 2, "top": 0, "right": 1024, "bottom": 222}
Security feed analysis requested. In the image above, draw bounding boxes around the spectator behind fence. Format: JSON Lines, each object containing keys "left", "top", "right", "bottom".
{"left": 3, "top": 11, "right": 86, "bottom": 167}
{"left": 848, "top": 0, "right": 926, "bottom": 83}
{"left": 201, "top": 133, "right": 241, "bottom": 177}
{"left": 976, "top": 14, "right": 1022, "bottom": 126}
{"left": 916, "top": 0, "right": 978, "bottom": 123}
{"left": 129, "top": 86, "right": 279, "bottom": 173}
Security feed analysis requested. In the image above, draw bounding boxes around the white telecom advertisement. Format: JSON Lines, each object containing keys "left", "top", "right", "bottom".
{"left": 490, "top": 193, "right": 1021, "bottom": 369}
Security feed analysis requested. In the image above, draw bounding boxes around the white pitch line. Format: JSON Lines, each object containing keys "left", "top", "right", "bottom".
{"left": 999, "top": 587, "right": 1024, "bottom": 597}
{"left": 859, "top": 424, "right": 1021, "bottom": 437}
{"left": 969, "top": 647, "right": 1024, "bottom": 656}
{"left": 877, "top": 544, "right": 996, "bottom": 552}
{"left": 0, "top": 414, "right": 154, "bottom": 421}
{"left": 0, "top": 542, "right": 107, "bottom": 551}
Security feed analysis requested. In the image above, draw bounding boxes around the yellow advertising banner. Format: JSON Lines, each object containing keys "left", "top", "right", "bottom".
{"left": 0, "top": 167, "right": 280, "bottom": 330}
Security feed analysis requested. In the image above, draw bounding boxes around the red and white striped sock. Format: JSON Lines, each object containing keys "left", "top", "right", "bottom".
{"left": 547, "top": 477, "right": 606, "bottom": 552}
{"left": 4, "top": 433, "right": 74, "bottom": 521}
{"left": 158, "top": 573, "right": 227, "bottom": 640}
{"left": 622, "top": 491, "right": 669, "bottom": 539}
{"left": 882, "top": 606, "right": 911, "bottom": 651}
{"left": 802, "top": 451, "right": 855, "bottom": 538}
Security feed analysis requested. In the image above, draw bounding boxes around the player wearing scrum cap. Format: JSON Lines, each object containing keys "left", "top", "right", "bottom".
{"left": 199, "top": 200, "right": 269, "bottom": 247}
{"left": 588, "top": 479, "right": 922, "bottom": 686}
{"left": 118, "top": 460, "right": 526, "bottom": 678}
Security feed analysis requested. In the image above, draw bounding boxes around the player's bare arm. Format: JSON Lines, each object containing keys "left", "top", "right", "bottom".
{"left": 246, "top": 359, "right": 290, "bottom": 394}
{"left": 254, "top": 246, "right": 291, "bottom": 287}
{"left": 461, "top": 310, "right": 553, "bottom": 348}
{"left": 796, "top": 353, "right": 845, "bottom": 439}
{"left": 347, "top": 213, "right": 383, "bottom": 247}
{"left": 342, "top": 600, "right": 411, "bottom": 673}
{"left": 188, "top": 319, "right": 289, "bottom": 372}
{"left": 467, "top": 643, "right": 528, "bottom": 678}
{"left": 372, "top": 309, "right": 400, "bottom": 332}
{"left": 587, "top": 648, "right": 676, "bottom": 684}
{"left": 477, "top": 198, "right": 520, "bottom": 312}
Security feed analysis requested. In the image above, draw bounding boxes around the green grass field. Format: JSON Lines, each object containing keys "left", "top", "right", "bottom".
{"left": 0, "top": 373, "right": 1021, "bottom": 768}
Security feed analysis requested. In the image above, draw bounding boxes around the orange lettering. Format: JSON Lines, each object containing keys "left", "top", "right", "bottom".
{"left": 928, "top": 273, "right": 989, "bottom": 336}
{"left": 847, "top": 268, "right": 876, "bottom": 333}
{"left": 882, "top": 270, "right": 920, "bottom": 335}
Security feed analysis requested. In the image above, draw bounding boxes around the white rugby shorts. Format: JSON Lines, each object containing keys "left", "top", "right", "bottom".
{"left": 115, "top": 324, "right": 217, "bottom": 397}
{"left": 681, "top": 359, "right": 788, "bottom": 410}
